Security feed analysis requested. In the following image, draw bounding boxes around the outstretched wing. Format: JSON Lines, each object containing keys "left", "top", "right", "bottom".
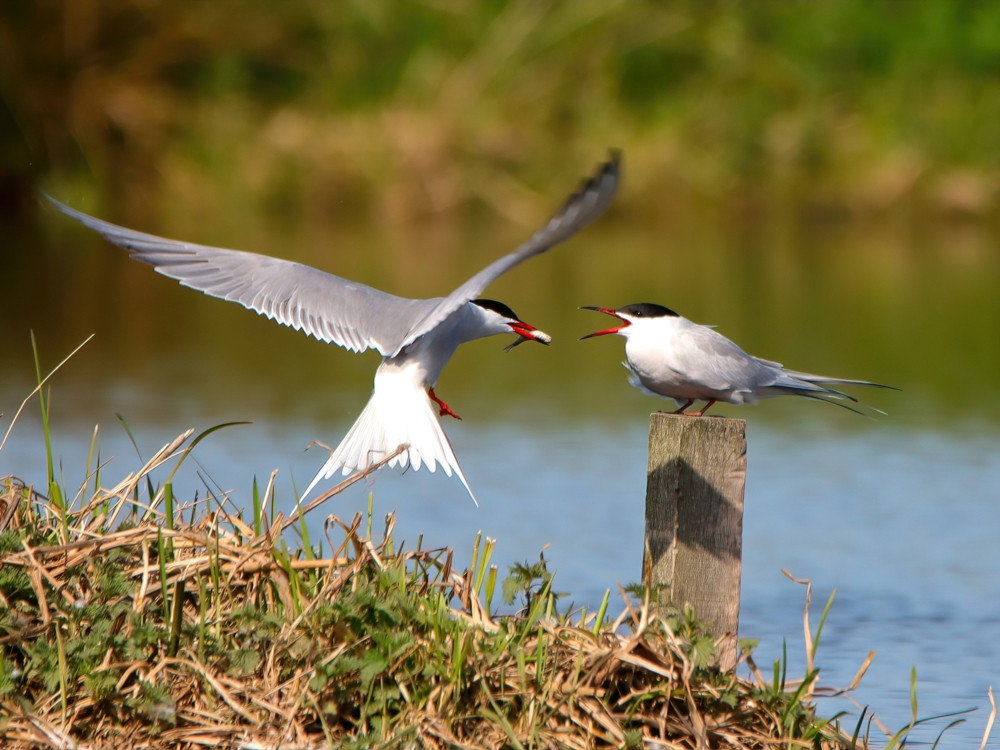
{"left": 395, "top": 150, "right": 621, "bottom": 353}
{"left": 46, "top": 197, "right": 435, "bottom": 356}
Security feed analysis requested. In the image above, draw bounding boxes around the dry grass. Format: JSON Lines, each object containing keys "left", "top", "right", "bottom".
{"left": 0, "top": 434, "right": 864, "bottom": 749}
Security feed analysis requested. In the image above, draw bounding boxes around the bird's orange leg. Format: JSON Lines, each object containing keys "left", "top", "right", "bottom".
{"left": 428, "top": 387, "right": 462, "bottom": 420}
{"left": 685, "top": 399, "right": 717, "bottom": 417}
{"left": 663, "top": 399, "right": 694, "bottom": 415}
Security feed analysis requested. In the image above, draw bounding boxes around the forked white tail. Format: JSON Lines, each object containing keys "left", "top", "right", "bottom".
{"left": 302, "top": 372, "right": 476, "bottom": 504}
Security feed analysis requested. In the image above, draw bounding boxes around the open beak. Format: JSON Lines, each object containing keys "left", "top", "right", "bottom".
{"left": 505, "top": 321, "right": 552, "bottom": 352}
{"left": 579, "top": 306, "right": 629, "bottom": 339}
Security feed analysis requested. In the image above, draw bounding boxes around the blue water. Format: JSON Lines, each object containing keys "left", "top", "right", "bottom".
{"left": 4, "top": 391, "right": 998, "bottom": 747}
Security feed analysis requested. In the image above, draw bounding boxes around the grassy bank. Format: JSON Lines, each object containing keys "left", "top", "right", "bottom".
{"left": 0, "top": 461, "right": 856, "bottom": 750}
{"left": 0, "top": 355, "right": 993, "bottom": 748}
{"left": 0, "top": 465, "right": 971, "bottom": 748}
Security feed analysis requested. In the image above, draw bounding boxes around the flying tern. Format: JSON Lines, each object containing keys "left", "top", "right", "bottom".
{"left": 581, "top": 303, "right": 894, "bottom": 416}
{"left": 47, "top": 152, "right": 619, "bottom": 503}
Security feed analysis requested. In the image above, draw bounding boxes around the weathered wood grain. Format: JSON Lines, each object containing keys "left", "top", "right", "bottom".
{"left": 645, "top": 413, "right": 747, "bottom": 672}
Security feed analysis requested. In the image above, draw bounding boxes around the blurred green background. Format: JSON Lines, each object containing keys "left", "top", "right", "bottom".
{"left": 7, "top": 1, "right": 1000, "bottom": 220}
{"left": 2, "top": 0, "right": 999, "bottom": 425}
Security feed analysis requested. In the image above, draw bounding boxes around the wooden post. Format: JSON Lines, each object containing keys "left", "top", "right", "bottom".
{"left": 644, "top": 413, "right": 747, "bottom": 672}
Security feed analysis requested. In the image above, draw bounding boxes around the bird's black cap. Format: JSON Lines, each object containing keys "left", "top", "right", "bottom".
{"left": 472, "top": 298, "right": 520, "bottom": 321}
{"left": 619, "top": 303, "right": 679, "bottom": 318}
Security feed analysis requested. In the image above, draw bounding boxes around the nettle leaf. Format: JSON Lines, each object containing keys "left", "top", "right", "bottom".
{"left": 85, "top": 669, "right": 120, "bottom": 701}
{"left": 227, "top": 647, "right": 261, "bottom": 677}
{"left": 691, "top": 636, "right": 716, "bottom": 669}
{"left": 309, "top": 671, "right": 328, "bottom": 692}
{"left": 327, "top": 654, "right": 364, "bottom": 678}
{"left": 0, "top": 657, "right": 21, "bottom": 697}
{"left": 0, "top": 530, "right": 25, "bottom": 556}
{"left": 371, "top": 683, "right": 403, "bottom": 707}
{"left": 501, "top": 575, "right": 524, "bottom": 606}
{"left": 359, "top": 649, "right": 389, "bottom": 687}
{"left": 373, "top": 629, "right": 414, "bottom": 659}
{"left": 0, "top": 565, "right": 33, "bottom": 603}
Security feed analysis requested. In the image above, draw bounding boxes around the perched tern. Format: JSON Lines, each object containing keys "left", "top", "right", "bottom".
{"left": 581, "top": 303, "right": 894, "bottom": 416}
{"left": 47, "top": 152, "right": 620, "bottom": 502}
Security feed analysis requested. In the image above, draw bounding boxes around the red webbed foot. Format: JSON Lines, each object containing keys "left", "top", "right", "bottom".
{"left": 428, "top": 387, "right": 462, "bottom": 420}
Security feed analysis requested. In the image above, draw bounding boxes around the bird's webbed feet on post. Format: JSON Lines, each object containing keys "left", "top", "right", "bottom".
{"left": 667, "top": 399, "right": 694, "bottom": 415}
{"left": 659, "top": 399, "right": 717, "bottom": 417}
{"left": 685, "top": 399, "right": 717, "bottom": 417}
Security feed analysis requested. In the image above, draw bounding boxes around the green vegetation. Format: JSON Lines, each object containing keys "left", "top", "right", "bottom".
{"left": 6, "top": 2, "right": 1000, "bottom": 222}
{"left": 0, "top": 466, "right": 859, "bottom": 749}
{"left": 1, "top": 354, "right": 993, "bottom": 748}
{"left": 3, "top": 461, "right": 993, "bottom": 749}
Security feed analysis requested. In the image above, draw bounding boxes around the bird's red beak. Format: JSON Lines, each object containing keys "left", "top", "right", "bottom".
{"left": 579, "top": 306, "right": 629, "bottom": 339}
{"left": 505, "top": 321, "right": 552, "bottom": 351}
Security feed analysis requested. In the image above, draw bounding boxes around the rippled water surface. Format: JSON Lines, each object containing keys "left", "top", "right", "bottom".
{"left": 4, "top": 209, "right": 1000, "bottom": 745}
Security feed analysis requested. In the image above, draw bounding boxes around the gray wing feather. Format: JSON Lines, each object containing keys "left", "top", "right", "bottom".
{"left": 396, "top": 151, "right": 621, "bottom": 353}
{"left": 689, "top": 330, "right": 891, "bottom": 396}
{"left": 671, "top": 326, "right": 774, "bottom": 392}
{"left": 46, "top": 196, "right": 434, "bottom": 356}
